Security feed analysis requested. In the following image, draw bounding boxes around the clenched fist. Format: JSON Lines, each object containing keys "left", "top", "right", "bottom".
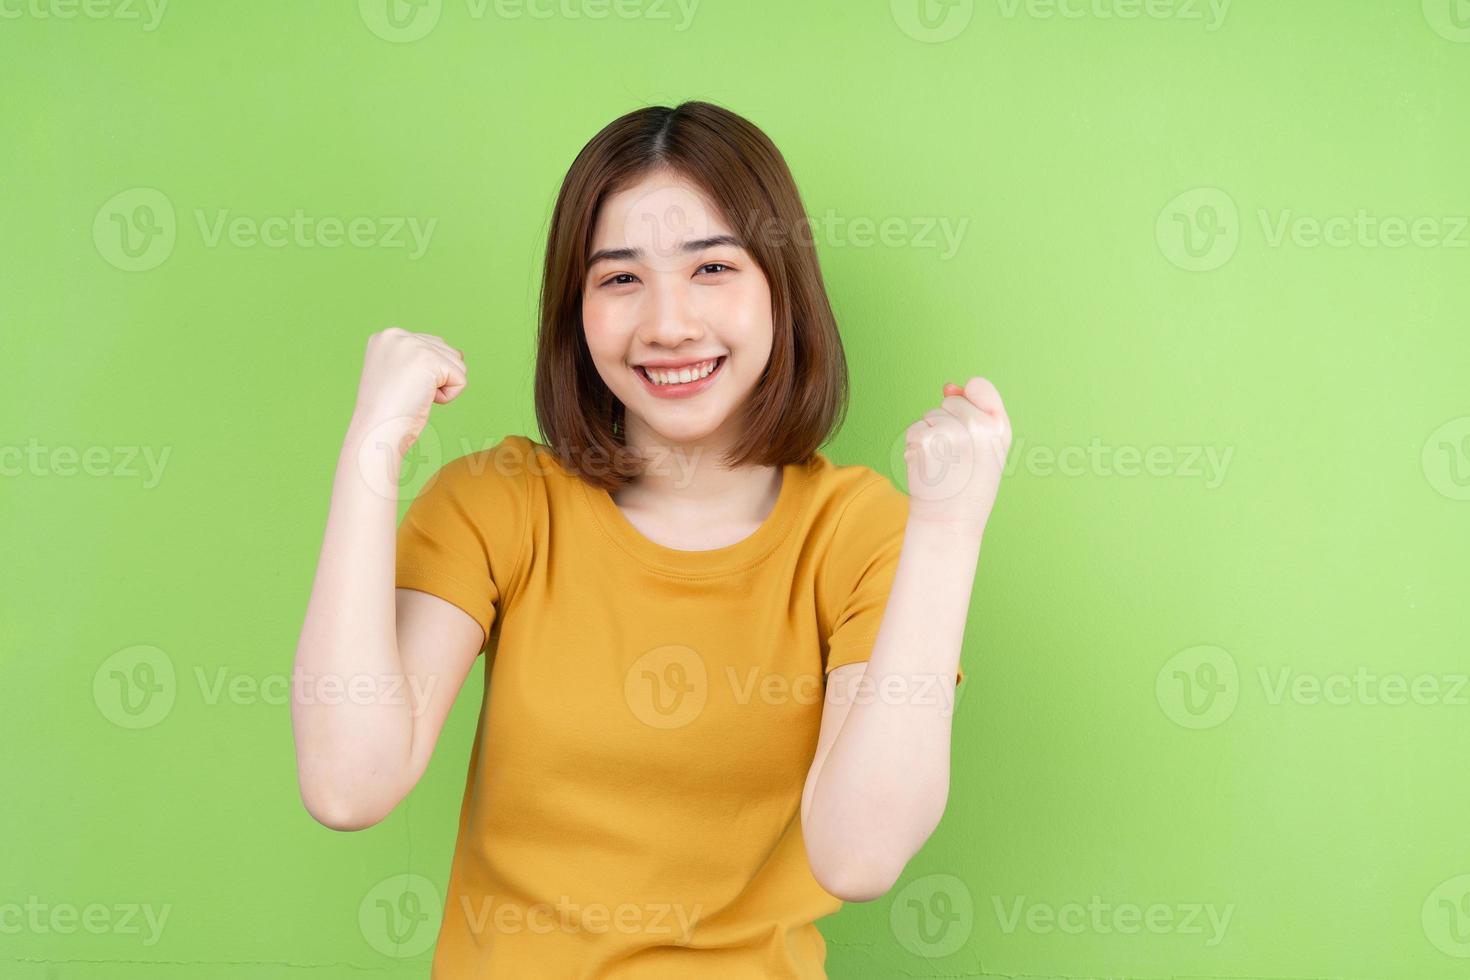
{"left": 902, "top": 376, "right": 1013, "bottom": 529}
{"left": 351, "top": 327, "right": 467, "bottom": 458}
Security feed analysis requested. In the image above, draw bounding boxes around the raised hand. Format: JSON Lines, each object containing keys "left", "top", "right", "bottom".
{"left": 901, "top": 376, "right": 1013, "bottom": 530}
{"left": 351, "top": 327, "right": 467, "bottom": 458}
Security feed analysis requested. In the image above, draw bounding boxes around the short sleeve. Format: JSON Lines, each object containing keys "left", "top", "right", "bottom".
{"left": 820, "top": 476, "right": 965, "bottom": 688}
{"left": 394, "top": 436, "right": 531, "bottom": 651}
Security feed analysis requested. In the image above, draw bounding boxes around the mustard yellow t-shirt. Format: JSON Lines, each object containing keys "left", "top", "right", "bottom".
{"left": 394, "top": 434, "right": 964, "bottom": 978}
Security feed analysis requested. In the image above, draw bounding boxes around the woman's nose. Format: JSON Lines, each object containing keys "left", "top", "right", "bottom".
{"left": 639, "top": 279, "right": 704, "bottom": 347}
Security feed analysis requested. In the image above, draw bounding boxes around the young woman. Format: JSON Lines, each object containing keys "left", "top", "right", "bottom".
{"left": 291, "top": 100, "right": 1012, "bottom": 978}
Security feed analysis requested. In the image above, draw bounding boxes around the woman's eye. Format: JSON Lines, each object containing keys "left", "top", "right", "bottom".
{"left": 598, "top": 264, "right": 732, "bottom": 288}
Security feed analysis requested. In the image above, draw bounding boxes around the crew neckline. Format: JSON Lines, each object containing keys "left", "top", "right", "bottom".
{"left": 575, "top": 451, "right": 815, "bottom": 578}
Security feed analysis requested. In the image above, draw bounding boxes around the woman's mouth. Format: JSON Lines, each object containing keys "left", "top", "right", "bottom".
{"left": 633, "top": 355, "right": 726, "bottom": 399}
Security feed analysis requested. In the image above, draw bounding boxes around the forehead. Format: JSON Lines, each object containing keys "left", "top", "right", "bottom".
{"left": 590, "top": 171, "right": 734, "bottom": 249}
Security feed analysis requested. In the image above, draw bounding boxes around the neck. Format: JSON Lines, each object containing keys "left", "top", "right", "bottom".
{"left": 615, "top": 415, "right": 783, "bottom": 523}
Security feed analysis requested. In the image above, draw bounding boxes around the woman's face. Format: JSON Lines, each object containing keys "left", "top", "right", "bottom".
{"left": 582, "top": 169, "right": 774, "bottom": 455}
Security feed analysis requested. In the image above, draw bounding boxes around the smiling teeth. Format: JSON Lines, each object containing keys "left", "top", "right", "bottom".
{"left": 644, "top": 358, "right": 719, "bottom": 386}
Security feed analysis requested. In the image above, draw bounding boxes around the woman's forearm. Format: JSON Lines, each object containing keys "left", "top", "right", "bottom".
{"left": 804, "top": 516, "right": 983, "bottom": 897}
{"left": 289, "top": 419, "right": 415, "bottom": 828}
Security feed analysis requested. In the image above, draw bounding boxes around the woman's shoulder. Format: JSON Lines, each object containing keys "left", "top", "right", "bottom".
{"left": 803, "top": 451, "right": 909, "bottom": 530}
{"left": 408, "top": 434, "right": 551, "bottom": 515}
{"left": 442, "top": 434, "right": 557, "bottom": 486}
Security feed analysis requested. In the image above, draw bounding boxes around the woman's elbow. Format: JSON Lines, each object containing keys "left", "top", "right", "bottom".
{"left": 298, "top": 783, "right": 393, "bottom": 832}
{"left": 812, "top": 857, "right": 902, "bottom": 904}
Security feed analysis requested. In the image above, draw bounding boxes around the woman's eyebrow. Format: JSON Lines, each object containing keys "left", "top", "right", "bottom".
{"left": 587, "top": 234, "right": 744, "bottom": 266}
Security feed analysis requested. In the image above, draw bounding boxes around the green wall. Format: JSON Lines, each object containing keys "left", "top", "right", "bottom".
{"left": 4, "top": 1, "right": 1468, "bottom": 976}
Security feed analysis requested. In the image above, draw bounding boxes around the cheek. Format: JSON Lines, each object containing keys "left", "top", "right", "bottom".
{"left": 727, "top": 279, "right": 774, "bottom": 351}
{"left": 581, "top": 302, "right": 622, "bottom": 359}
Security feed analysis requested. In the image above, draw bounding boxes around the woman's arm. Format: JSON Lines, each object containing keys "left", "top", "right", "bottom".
{"left": 290, "top": 328, "right": 477, "bottom": 831}
{"left": 801, "top": 518, "right": 980, "bottom": 900}
{"left": 802, "top": 377, "right": 1012, "bottom": 901}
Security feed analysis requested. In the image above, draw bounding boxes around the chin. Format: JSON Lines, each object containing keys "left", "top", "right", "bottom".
{"left": 640, "top": 417, "right": 727, "bottom": 447}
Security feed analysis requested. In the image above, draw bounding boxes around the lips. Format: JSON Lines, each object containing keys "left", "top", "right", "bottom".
{"left": 632, "top": 355, "right": 726, "bottom": 398}
{"left": 635, "top": 355, "right": 722, "bottom": 383}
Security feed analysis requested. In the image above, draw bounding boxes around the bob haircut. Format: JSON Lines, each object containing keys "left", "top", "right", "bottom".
{"left": 533, "top": 100, "right": 850, "bottom": 493}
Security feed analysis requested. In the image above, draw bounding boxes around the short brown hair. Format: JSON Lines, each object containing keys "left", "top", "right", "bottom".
{"left": 533, "top": 100, "right": 850, "bottom": 492}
